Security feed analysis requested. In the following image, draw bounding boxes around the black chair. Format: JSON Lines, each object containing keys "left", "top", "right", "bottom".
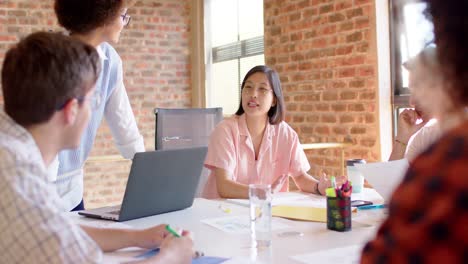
{"left": 154, "top": 107, "right": 223, "bottom": 196}
{"left": 154, "top": 107, "right": 223, "bottom": 150}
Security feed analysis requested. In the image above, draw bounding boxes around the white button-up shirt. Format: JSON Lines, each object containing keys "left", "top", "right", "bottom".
{"left": 50, "top": 42, "right": 145, "bottom": 211}
{"left": 0, "top": 111, "right": 102, "bottom": 263}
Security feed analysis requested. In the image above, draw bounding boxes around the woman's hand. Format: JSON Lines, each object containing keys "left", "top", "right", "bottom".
{"left": 317, "top": 174, "right": 347, "bottom": 195}
{"left": 272, "top": 174, "right": 288, "bottom": 193}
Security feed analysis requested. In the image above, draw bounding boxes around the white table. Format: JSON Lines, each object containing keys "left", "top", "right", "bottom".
{"left": 72, "top": 189, "right": 386, "bottom": 263}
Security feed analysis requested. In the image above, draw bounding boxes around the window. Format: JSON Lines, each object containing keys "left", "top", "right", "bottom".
{"left": 390, "top": 0, "right": 434, "bottom": 108}
{"left": 390, "top": 0, "right": 434, "bottom": 132}
{"left": 205, "top": 0, "right": 265, "bottom": 114}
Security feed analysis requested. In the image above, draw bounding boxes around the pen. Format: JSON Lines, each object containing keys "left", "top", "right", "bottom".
{"left": 165, "top": 225, "right": 205, "bottom": 258}
{"left": 357, "top": 204, "right": 387, "bottom": 210}
{"left": 218, "top": 204, "right": 232, "bottom": 213}
{"left": 330, "top": 176, "right": 336, "bottom": 189}
{"left": 165, "top": 225, "right": 181, "bottom": 237}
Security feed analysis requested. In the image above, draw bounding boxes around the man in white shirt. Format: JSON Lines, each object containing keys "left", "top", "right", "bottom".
{"left": 389, "top": 47, "right": 442, "bottom": 161}
{"left": 0, "top": 31, "right": 192, "bottom": 264}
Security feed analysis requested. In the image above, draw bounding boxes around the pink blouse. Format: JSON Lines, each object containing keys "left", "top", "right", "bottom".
{"left": 202, "top": 114, "right": 310, "bottom": 198}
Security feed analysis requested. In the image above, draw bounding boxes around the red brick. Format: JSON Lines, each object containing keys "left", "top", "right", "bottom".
{"left": 333, "top": 126, "right": 349, "bottom": 135}
{"left": 321, "top": 114, "right": 337, "bottom": 123}
{"left": 346, "top": 8, "right": 364, "bottom": 19}
{"left": 340, "top": 91, "right": 357, "bottom": 100}
{"left": 346, "top": 32, "right": 363, "bottom": 43}
{"left": 335, "top": 1, "right": 353, "bottom": 11}
{"left": 336, "top": 45, "right": 354, "bottom": 55}
{"left": 315, "top": 126, "right": 330, "bottom": 135}
{"left": 348, "top": 104, "right": 366, "bottom": 112}
{"left": 323, "top": 91, "right": 338, "bottom": 101}
{"left": 316, "top": 104, "right": 330, "bottom": 111}
{"left": 319, "top": 4, "right": 334, "bottom": 14}
{"left": 349, "top": 79, "right": 366, "bottom": 88}
{"left": 338, "top": 68, "right": 356, "bottom": 78}
{"left": 331, "top": 104, "right": 347, "bottom": 112}
{"left": 340, "top": 115, "right": 355, "bottom": 123}
{"left": 351, "top": 127, "right": 366, "bottom": 134}
{"left": 360, "top": 138, "right": 376, "bottom": 147}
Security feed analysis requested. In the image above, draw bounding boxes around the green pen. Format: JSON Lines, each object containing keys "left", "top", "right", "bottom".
{"left": 165, "top": 225, "right": 181, "bottom": 237}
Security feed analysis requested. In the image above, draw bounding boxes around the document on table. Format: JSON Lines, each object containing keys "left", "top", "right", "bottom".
{"left": 355, "top": 159, "right": 409, "bottom": 202}
{"left": 290, "top": 245, "right": 362, "bottom": 264}
{"left": 202, "top": 215, "right": 290, "bottom": 234}
{"left": 103, "top": 248, "right": 229, "bottom": 264}
{"left": 226, "top": 192, "right": 326, "bottom": 208}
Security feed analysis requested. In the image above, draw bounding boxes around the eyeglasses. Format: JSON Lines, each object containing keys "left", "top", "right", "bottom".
{"left": 242, "top": 86, "right": 273, "bottom": 97}
{"left": 121, "top": 12, "right": 131, "bottom": 26}
{"left": 56, "top": 92, "right": 102, "bottom": 111}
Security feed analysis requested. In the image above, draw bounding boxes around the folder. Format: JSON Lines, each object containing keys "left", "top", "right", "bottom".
{"left": 272, "top": 206, "right": 327, "bottom": 222}
{"left": 272, "top": 206, "right": 357, "bottom": 222}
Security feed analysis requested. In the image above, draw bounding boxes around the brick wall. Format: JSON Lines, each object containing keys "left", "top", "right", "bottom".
{"left": 1, "top": 0, "right": 382, "bottom": 207}
{"left": 264, "top": 0, "right": 380, "bottom": 177}
{"left": 0, "top": 0, "right": 192, "bottom": 208}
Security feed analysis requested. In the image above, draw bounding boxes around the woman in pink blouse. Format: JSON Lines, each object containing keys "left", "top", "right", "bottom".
{"left": 202, "top": 65, "right": 341, "bottom": 199}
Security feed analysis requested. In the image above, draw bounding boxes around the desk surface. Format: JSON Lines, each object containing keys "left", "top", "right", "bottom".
{"left": 73, "top": 190, "right": 385, "bottom": 263}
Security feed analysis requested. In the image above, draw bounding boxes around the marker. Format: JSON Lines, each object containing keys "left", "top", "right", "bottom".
{"left": 356, "top": 204, "right": 387, "bottom": 210}
{"left": 325, "top": 187, "right": 336, "bottom": 197}
{"left": 218, "top": 204, "right": 232, "bottom": 213}
{"left": 165, "top": 225, "right": 181, "bottom": 237}
{"left": 330, "top": 176, "right": 337, "bottom": 189}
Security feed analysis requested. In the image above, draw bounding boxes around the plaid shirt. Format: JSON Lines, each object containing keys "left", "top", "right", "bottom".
{"left": 0, "top": 111, "right": 102, "bottom": 263}
{"left": 362, "top": 120, "right": 468, "bottom": 263}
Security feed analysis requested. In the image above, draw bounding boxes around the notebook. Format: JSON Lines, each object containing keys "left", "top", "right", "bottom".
{"left": 78, "top": 147, "right": 207, "bottom": 221}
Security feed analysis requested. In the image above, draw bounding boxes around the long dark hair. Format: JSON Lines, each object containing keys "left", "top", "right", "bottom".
{"left": 425, "top": 0, "right": 468, "bottom": 106}
{"left": 235, "top": 65, "right": 285, "bottom": 125}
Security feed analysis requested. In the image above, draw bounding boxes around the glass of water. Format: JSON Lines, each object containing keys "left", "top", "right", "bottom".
{"left": 249, "top": 184, "right": 272, "bottom": 247}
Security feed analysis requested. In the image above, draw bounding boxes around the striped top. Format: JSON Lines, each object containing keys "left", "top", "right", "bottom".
{"left": 51, "top": 42, "right": 145, "bottom": 211}
{"left": 0, "top": 111, "right": 102, "bottom": 263}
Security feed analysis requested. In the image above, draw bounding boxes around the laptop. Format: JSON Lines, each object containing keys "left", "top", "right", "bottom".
{"left": 79, "top": 146, "right": 208, "bottom": 221}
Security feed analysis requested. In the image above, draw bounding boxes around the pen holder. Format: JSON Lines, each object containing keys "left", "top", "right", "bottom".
{"left": 326, "top": 196, "right": 351, "bottom": 232}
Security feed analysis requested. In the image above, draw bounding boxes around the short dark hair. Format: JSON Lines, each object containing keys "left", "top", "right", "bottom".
{"left": 54, "top": 0, "right": 125, "bottom": 34}
{"left": 1, "top": 32, "right": 101, "bottom": 127}
{"left": 235, "top": 65, "right": 285, "bottom": 125}
{"left": 425, "top": 0, "right": 468, "bottom": 106}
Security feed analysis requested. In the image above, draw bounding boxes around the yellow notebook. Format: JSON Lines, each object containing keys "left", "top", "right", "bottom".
{"left": 272, "top": 206, "right": 327, "bottom": 222}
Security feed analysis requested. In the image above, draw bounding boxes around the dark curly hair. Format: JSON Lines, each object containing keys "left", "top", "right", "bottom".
{"left": 425, "top": 0, "right": 468, "bottom": 107}
{"left": 54, "top": 0, "right": 125, "bottom": 34}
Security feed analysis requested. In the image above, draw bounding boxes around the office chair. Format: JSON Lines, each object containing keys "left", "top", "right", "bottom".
{"left": 154, "top": 107, "right": 223, "bottom": 150}
{"left": 154, "top": 107, "right": 223, "bottom": 196}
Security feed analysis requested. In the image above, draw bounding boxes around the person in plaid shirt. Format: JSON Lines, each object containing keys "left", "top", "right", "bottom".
{"left": 0, "top": 32, "right": 193, "bottom": 264}
{"left": 361, "top": 1, "right": 468, "bottom": 263}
